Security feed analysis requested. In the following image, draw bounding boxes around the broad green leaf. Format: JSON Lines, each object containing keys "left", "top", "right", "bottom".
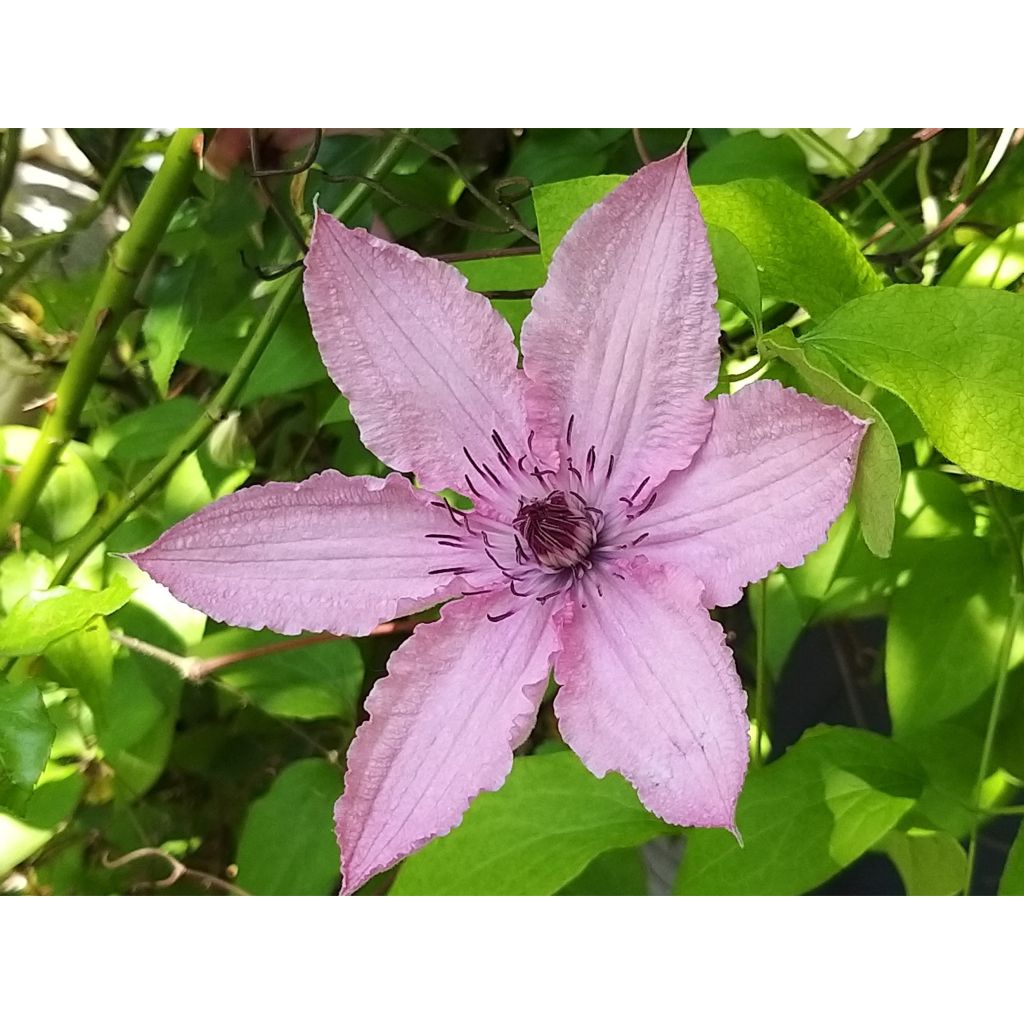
{"left": 879, "top": 828, "right": 966, "bottom": 895}
{"left": 235, "top": 759, "right": 343, "bottom": 895}
{"left": 491, "top": 298, "right": 531, "bottom": 340}
{"left": 0, "top": 577, "right": 131, "bottom": 657}
{"left": 0, "top": 551, "right": 53, "bottom": 612}
{"left": 102, "top": 651, "right": 183, "bottom": 799}
{"left": 191, "top": 628, "right": 363, "bottom": 721}
{"left": 93, "top": 396, "right": 201, "bottom": 464}
{"left": 533, "top": 175, "right": 625, "bottom": 264}
{"left": 707, "top": 224, "right": 762, "bottom": 332}
{"left": 886, "top": 537, "right": 1021, "bottom": 735}
{"left": 805, "top": 286, "right": 1024, "bottom": 489}
{"left": 452, "top": 253, "right": 546, "bottom": 293}
{"left": 998, "top": 825, "right": 1024, "bottom": 895}
{"left": 392, "top": 752, "right": 674, "bottom": 895}
{"left": 896, "top": 724, "right": 983, "bottom": 837}
{"left": 558, "top": 847, "right": 649, "bottom": 896}
{"left": 675, "top": 726, "right": 921, "bottom": 895}
{"left": 163, "top": 441, "right": 252, "bottom": 521}
{"left": 143, "top": 256, "right": 206, "bottom": 396}
{"left": 0, "top": 426, "right": 100, "bottom": 542}
{"left": 691, "top": 132, "right": 811, "bottom": 194}
{"left": 0, "top": 680, "right": 55, "bottom": 793}
{"left": 179, "top": 302, "right": 328, "bottom": 405}
{"left": 532, "top": 174, "right": 879, "bottom": 321}
{"left": 0, "top": 766, "right": 85, "bottom": 876}
{"left": 761, "top": 325, "right": 900, "bottom": 557}
{"left": 45, "top": 621, "right": 113, "bottom": 726}
{"left": 696, "top": 178, "right": 881, "bottom": 320}
{"left": 941, "top": 222, "right": 1024, "bottom": 290}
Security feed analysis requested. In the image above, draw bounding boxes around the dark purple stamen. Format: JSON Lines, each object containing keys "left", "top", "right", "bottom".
{"left": 487, "top": 609, "right": 516, "bottom": 622}
{"left": 513, "top": 490, "right": 597, "bottom": 570}
{"left": 629, "top": 476, "right": 651, "bottom": 502}
{"left": 627, "top": 491, "right": 658, "bottom": 521}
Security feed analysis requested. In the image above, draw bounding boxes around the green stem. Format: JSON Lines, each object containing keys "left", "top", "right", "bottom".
{"left": 0, "top": 129, "right": 145, "bottom": 300}
{"left": 753, "top": 576, "right": 770, "bottom": 768}
{"left": 51, "top": 131, "right": 413, "bottom": 586}
{"left": 0, "top": 129, "right": 22, "bottom": 224}
{"left": 724, "top": 356, "right": 769, "bottom": 385}
{"left": 0, "top": 129, "right": 199, "bottom": 541}
{"left": 964, "top": 483, "right": 1024, "bottom": 894}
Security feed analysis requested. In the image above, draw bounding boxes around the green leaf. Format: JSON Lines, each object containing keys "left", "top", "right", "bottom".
{"left": 940, "top": 222, "right": 1024, "bottom": 290}
{"left": 0, "top": 577, "right": 131, "bottom": 657}
{"left": 143, "top": 257, "right": 206, "bottom": 396}
{"left": 0, "top": 426, "right": 101, "bottom": 542}
{"left": 533, "top": 175, "right": 625, "bottom": 264}
{"left": 235, "top": 759, "right": 343, "bottom": 895}
{"left": 696, "top": 178, "right": 882, "bottom": 321}
{"left": 0, "top": 766, "right": 84, "bottom": 876}
{"left": 452, "top": 253, "right": 546, "bottom": 292}
{"left": 93, "top": 396, "right": 201, "bottom": 464}
{"left": 391, "top": 752, "right": 675, "bottom": 895}
{"left": 531, "top": 174, "right": 879, "bottom": 321}
{"left": 674, "top": 726, "right": 921, "bottom": 895}
{"left": 707, "top": 224, "right": 762, "bottom": 332}
{"left": 191, "top": 628, "right": 363, "bottom": 721}
{"left": 999, "top": 825, "right": 1024, "bottom": 895}
{"left": 102, "top": 651, "right": 183, "bottom": 799}
{"left": 896, "top": 724, "right": 983, "bottom": 837}
{"left": 761, "top": 325, "right": 900, "bottom": 557}
{"left": 805, "top": 286, "right": 1024, "bottom": 489}
{"left": 45, "top": 621, "right": 113, "bottom": 727}
{"left": 879, "top": 828, "right": 966, "bottom": 895}
{"left": 886, "top": 537, "right": 1020, "bottom": 735}
{"left": 557, "top": 846, "right": 649, "bottom": 895}
{"left": 0, "top": 681, "right": 55, "bottom": 794}
{"left": 690, "top": 132, "right": 811, "bottom": 194}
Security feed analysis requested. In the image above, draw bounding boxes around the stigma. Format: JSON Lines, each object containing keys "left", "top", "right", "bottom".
{"left": 513, "top": 490, "right": 598, "bottom": 570}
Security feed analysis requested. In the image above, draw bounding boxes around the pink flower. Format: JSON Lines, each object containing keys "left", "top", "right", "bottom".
{"left": 132, "top": 151, "right": 865, "bottom": 894}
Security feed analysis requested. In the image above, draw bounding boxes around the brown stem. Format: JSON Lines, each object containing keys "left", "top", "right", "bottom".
{"left": 102, "top": 847, "right": 249, "bottom": 896}
{"left": 817, "top": 128, "right": 944, "bottom": 205}
{"left": 111, "top": 619, "right": 416, "bottom": 682}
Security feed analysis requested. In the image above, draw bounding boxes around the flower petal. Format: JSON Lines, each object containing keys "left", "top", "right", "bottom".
{"left": 337, "top": 591, "right": 556, "bottom": 893}
{"left": 304, "top": 211, "right": 528, "bottom": 495}
{"left": 553, "top": 563, "right": 749, "bottom": 829}
{"left": 130, "top": 471, "right": 479, "bottom": 636}
{"left": 521, "top": 150, "right": 719, "bottom": 499}
{"left": 620, "top": 379, "right": 866, "bottom": 608}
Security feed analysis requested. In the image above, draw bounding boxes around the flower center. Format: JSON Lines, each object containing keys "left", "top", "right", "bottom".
{"left": 513, "top": 490, "right": 598, "bottom": 570}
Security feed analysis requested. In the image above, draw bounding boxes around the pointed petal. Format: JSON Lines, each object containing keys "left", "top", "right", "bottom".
{"left": 620, "top": 379, "right": 866, "bottom": 608}
{"left": 337, "top": 592, "right": 556, "bottom": 893}
{"left": 130, "top": 471, "right": 478, "bottom": 636}
{"left": 521, "top": 150, "right": 719, "bottom": 499}
{"left": 304, "top": 211, "right": 528, "bottom": 494}
{"left": 553, "top": 564, "right": 749, "bottom": 829}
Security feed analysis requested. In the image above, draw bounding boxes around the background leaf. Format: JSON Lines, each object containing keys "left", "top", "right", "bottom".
{"left": 235, "top": 758, "right": 343, "bottom": 896}
{"left": 675, "top": 726, "right": 922, "bottom": 895}
{"left": 806, "top": 286, "right": 1024, "bottom": 489}
{"left": 391, "top": 752, "right": 675, "bottom": 895}
{"left": 0, "top": 577, "right": 131, "bottom": 657}
{"left": 0, "top": 681, "right": 55, "bottom": 796}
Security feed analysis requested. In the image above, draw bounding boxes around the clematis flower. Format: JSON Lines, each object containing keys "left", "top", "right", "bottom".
{"left": 131, "top": 150, "right": 866, "bottom": 894}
